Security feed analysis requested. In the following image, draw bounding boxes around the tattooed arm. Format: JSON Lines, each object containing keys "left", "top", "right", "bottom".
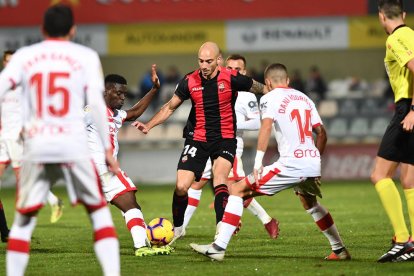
{"left": 249, "top": 79, "right": 265, "bottom": 94}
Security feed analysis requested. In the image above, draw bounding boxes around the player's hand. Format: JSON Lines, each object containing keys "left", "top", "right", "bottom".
{"left": 105, "top": 149, "right": 120, "bottom": 174}
{"left": 401, "top": 111, "right": 414, "bottom": 132}
{"left": 253, "top": 166, "right": 263, "bottom": 185}
{"left": 131, "top": 121, "right": 149, "bottom": 134}
{"left": 151, "top": 64, "right": 160, "bottom": 90}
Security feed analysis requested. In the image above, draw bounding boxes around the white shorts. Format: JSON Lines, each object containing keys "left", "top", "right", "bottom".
{"left": 245, "top": 161, "right": 321, "bottom": 197}
{"left": 100, "top": 170, "right": 137, "bottom": 202}
{"left": 16, "top": 159, "right": 106, "bottom": 214}
{"left": 200, "top": 155, "right": 245, "bottom": 181}
{"left": 0, "top": 139, "right": 23, "bottom": 168}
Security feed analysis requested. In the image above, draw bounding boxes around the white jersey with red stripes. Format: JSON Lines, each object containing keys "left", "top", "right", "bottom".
{"left": 260, "top": 87, "right": 322, "bottom": 177}
{"left": 0, "top": 86, "right": 22, "bottom": 140}
{"left": 85, "top": 107, "right": 126, "bottom": 175}
{"left": 0, "top": 39, "right": 109, "bottom": 162}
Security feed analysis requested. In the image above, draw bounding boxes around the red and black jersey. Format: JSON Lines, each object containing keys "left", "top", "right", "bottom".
{"left": 175, "top": 68, "right": 253, "bottom": 142}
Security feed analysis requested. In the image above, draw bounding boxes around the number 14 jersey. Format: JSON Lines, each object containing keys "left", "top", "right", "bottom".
{"left": 260, "top": 87, "right": 322, "bottom": 177}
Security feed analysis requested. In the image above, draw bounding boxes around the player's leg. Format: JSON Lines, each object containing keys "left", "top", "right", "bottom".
{"left": 6, "top": 161, "right": 49, "bottom": 276}
{"left": 111, "top": 191, "right": 160, "bottom": 256}
{"left": 212, "top": 157, "right": 232, "bottom": 225}
{"left": 68, "top": 160, "right": 120, "bottom": 275}
{"left": 371, "top": 157, "right": 413, "bottom": 262}
{"left": 172, "top": 139, "right": 208, "bottom": 243}
{"left": 229, "top": 155, "right": 278, "bottom": 238}
{"left": 46, "top": 190, "right": 64, "bottom": 223}
{"left": 295, "top": 180, "right": 350, "bottom": 261}
{"left": 242, "top": 197, "right": 279, "bottom": 239}
{"left": 393, "top": 163, "right": 414, "bottom": 261}
{"left": 106, "top": 169, "right": 168, "bottom": 256}
{"left": 183, "top": 178, "right": 209, "bottom": 231}
{"left": 171, "top": 169, "right": 195, "bottom": 242}
{"left": 0, "top": 163, "right": 9, "bottom": 242}
{"left": 0, "top": 145, "right": 10, "bottom": 242}
{"left": 190, "top": 177, "right": 254, "bottom": 261}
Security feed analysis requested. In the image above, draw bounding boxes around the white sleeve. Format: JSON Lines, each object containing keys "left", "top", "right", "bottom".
{"left": 236, "top": 94, "right": 260, "bottom": 130}
{"left": 84, "top": 52, "right": 110, "bottom": 150}
{"left": 0, "top": 52, "right": 23, "bottom": 99}
{"left": 260, "top": 94, "right": 276, "bottom": 120}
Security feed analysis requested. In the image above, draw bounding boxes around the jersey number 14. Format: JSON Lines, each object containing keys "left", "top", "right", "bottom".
{"left": 290, "top": 109, "right": 312, "bottom": 144}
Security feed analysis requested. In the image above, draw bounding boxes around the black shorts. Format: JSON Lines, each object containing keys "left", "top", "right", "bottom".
{"left": 177, "top": 138, "right": 237, "bottom": 181}
{"left": 378, "top": 98, "right": 414, "bottom": 164}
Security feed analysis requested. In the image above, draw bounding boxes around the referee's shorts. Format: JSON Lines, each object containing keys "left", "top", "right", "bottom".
{"left": 378, "top": 98, "right": 414, "bottom": 164}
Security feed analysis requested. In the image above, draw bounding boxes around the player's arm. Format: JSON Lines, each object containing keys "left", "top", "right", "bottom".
{"left": 253, "top": 118, "right": 273, "bottom": 184}
{"left": 86, "top": 53, "right": 119, "bottom": 173}
{"left": 237, "top": 114, "right": 260, "bottom": 131}
{"left": 132, "top": 94, "right": 183, "bottom": 134}
{"left": 249, "top": 79, "right": 265, "bottom": 94}
{"left": 313, "top": 124, "right": 327, "bottom": 155}
{"left": 401, "top": 58, "right": 414, "bottom": 132}
{"left": 125, "top": 64, "right": 160, "bottom": 121}
{"left": 0, "top": 53, "right": 21, "bottom": 99}
{"left": 237, "top": 97, "right": 260, "bottom": 131}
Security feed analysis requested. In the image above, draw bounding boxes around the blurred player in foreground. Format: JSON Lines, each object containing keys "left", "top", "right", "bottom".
{"left": 190, "top": 63, "right": 350, "bottom": 261}
{"left": 183, "top": 54, "right": 279, "bottom": 239}
{"left": 133, "top": 42, "right": 265, "bottom": 246}
{"left": 371, "top": 0, "right": 414, "bottom": 263}
{"left": 85, "top": 71, "right": 172, "bottom": 256}
{"left": 0, "top": 51, "right": 64, "bottom": 235}
{"left": 0, "top": 5, "right": 120, "bottom": 275}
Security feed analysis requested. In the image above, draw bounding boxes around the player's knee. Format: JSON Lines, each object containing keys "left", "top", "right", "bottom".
{"left": 400, "top": 174, "right": 414, "bottom": 189}
{"left": 175, "top": 183, "right": 190, "bottom": 195}
{"left": 370, "top": 171, "right": 382, "bottom": 185}
{"left": 298, "top": 194, "right": 316, "bottom": 210}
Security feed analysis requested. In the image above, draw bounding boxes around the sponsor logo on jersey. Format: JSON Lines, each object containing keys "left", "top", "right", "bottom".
{"left": 218, "top": 82, "right": 225, "bottom": 92}
{"left": 191, "top": 86, "right": 203, "bottom": 92}
{"left": 294, "top": 148, "right": 320, "bottom": 158}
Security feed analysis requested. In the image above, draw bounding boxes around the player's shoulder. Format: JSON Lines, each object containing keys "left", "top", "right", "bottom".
{"left": 237, "top": 91, "right": 257, "bottom": 101}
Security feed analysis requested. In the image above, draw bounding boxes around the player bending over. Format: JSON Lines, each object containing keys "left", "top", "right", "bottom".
{"left": 190, "top": 63, "right": 351, "bottom": 261}
{"left": 85, "top": 71, "right": 172, "bottom": 256}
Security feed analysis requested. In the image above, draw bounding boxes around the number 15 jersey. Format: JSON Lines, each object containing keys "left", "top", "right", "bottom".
{"left": 0, "top": 39, "right": 110, "bottom": 162}
{"left": 260, "top": 87, "right": 322, "bottom": 177}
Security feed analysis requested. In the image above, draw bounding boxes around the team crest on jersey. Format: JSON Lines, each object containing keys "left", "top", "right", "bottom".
{"left": 218, "top": 82, "right": 225, "bottom": 92}
{"left": 182, "top": 155, "right": 188, "bottom": 163}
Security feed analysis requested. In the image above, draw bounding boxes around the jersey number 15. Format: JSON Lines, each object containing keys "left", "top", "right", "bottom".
{"left": 30, "top": 72, "right": 70, "bottom": 118}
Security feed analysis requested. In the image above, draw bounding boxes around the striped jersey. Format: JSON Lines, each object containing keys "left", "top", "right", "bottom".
{"left": 176, "top": 68, "right": 253, "bottom": 142}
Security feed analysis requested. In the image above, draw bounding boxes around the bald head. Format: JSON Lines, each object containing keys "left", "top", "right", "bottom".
{"left": 264, "top": 63, "right": 289, "bottom": 89}
{"left": 198, "top": 41, "right": 221, "bottom": 79}
{"left": 198, "top": 42, "right": 220, "bottom": 58}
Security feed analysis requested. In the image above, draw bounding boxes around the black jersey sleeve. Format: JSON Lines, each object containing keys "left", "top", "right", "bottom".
{"left": 174, "top": 77, "right": 190, "bottom": 101}
{"left": 231, "top": 72, "right": 254, "bottom": 92}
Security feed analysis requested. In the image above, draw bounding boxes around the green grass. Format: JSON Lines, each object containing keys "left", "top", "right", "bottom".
{"left": 0, "top": 181, "right": 413, "bottom": 275}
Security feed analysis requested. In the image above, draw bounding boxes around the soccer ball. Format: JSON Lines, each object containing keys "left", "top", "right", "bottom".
{"left": 146, "top": 217, "right": 174, "bottom": 246}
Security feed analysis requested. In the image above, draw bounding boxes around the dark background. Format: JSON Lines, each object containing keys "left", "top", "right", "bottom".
{"left": 368, "top": 0, "right": 414, "bottom": 13}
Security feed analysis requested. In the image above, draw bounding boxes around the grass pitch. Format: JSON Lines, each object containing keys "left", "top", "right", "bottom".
{"left": 0, "top": 181, "right": 413, "bottom": 275}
